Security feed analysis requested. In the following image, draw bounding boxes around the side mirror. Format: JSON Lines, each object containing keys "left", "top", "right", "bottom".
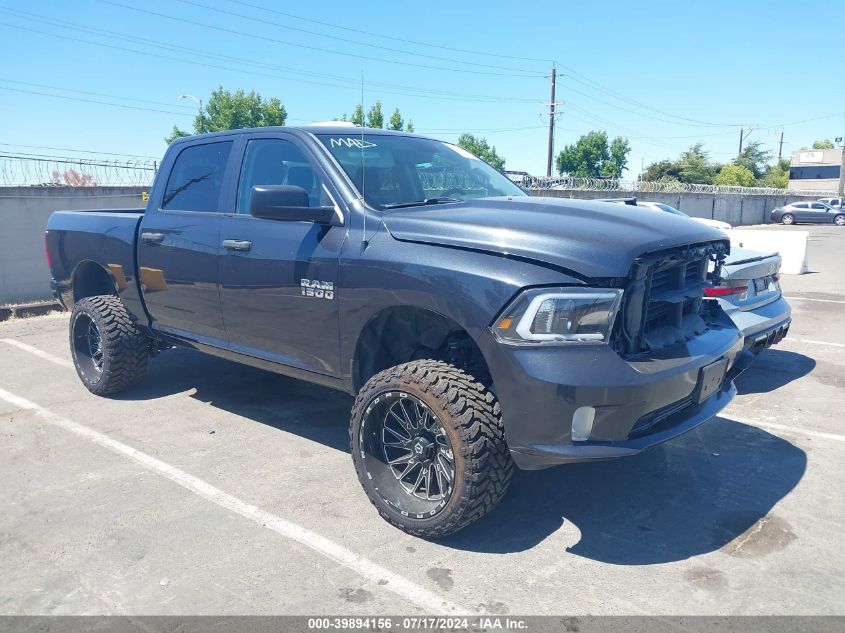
{"left": 249, "top": 185, "right": 338, "bottom": 224}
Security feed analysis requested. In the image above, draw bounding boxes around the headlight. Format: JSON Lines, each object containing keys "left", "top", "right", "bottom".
{"left": 492, "top": 287, "right": 623, "bottom": 345}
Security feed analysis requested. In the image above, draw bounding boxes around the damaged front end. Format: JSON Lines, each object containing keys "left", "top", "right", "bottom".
{"left": 614, "top": 240, "right": 730, "bottom": 357}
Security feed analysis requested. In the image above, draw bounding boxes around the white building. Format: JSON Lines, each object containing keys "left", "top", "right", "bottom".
{"left": 788, "top": 148, "right": 842, "bottom": 192}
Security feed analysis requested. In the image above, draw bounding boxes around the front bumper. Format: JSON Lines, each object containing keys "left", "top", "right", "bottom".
{"left": 486, "top": 314, "right": 745, "bottom": 470}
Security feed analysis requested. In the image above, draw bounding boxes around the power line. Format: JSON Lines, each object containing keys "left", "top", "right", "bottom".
{"left": 0, "top": 85, "right": 193, "bottom": 117}
{"left": 556, "top": 65, "right": 741, "bottom": 128}
{"left": 0, "top": 77, "right": 196, "bottom": 112}
{"left": 0, "top": 14, "right": 537, "bottom": 104}
{"left": 560, "top": 79, "right": 741, "bottom": 129}
{"left": 172, "top": 0, "right": 542, "bottom": 76}
{"left": 94, "top": 0, "right": 542, "bottom": 78}
{"left": 0, "top": 142, "right": 159, "bottom": 160}
{"left": 225, "top": 0, "right": 552, "bottom": 63}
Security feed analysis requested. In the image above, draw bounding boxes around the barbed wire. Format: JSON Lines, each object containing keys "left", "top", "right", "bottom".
{"left": 519, "top": 175, "right": 834, "bottom": 197}
{"left": 0, "top": 154, "right": 157, "bottom": 187}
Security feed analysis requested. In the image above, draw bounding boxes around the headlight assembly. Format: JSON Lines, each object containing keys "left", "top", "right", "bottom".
{"left": 492, "top": 287, "right": 623, "bottom": 345}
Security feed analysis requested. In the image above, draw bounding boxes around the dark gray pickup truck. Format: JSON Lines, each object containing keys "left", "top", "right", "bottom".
{"left": 46, "top": 126, "right": 750, "bottom": 537}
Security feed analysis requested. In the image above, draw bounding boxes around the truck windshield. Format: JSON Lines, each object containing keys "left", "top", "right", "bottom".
{"left": 315, "top": 133, "right": 526, "bottom": 209}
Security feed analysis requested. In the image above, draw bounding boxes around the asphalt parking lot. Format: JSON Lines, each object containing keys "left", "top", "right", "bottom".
{"left": 1, "top": 224, "right": 843, "bottom": 616}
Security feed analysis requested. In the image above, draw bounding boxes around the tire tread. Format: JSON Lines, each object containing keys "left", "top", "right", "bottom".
{"left": 350, "top": 360, "right": 513, "bottom": 538}
{"left": 71, "top": 295, "right": 148, "bottom": 395}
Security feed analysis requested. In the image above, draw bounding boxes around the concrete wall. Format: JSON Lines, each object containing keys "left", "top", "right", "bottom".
{"left": 0, "top": 184, "right": 824, "bottom": 305}
{"left": 0, "top": 186, "right": 146, "bottom": 304}
{"left": 530, "top": 189, "right": 817, "bottom": 226}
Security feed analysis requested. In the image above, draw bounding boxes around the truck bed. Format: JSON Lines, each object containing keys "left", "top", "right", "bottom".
{"left": 46, "top": 209, "right": 146, "bottom": 320}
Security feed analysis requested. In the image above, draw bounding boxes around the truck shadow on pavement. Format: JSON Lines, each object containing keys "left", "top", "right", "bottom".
{"left": 119, "top": 347, "right": 807, "bottom": 564}
{"left": 733, "top": 348, "right": 815, "bottom": 395}
{"left": 443, "top": 418, "right": 806, "bottom": 560}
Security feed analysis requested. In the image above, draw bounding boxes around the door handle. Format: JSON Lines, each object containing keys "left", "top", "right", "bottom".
{"left": 222, "top": 239, "right": 252, "bottom": 252}
{"left": 140, "top": 231, "right": 165, "bottom": 243}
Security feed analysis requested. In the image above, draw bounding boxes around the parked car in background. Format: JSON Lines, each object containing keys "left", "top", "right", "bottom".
{"left": 817, "top": 197, "right": 843, "bottom": 209}
{"left": 705, "top": 248, "right": 791, "bottom": 354}
{"left": 771, "top": 201, "right": 845, "bottom": 225}
{"left": 602, "top": 198, "right": 732, "bottom": 230}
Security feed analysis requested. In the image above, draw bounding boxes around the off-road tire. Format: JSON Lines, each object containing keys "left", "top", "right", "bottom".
{"left": 69, "top": 295, "right": 148, "bottom": 396}
{"left": 350, "top": 360, "right": 513, "bottom": 538}
{"left": 781, "top": 213, "right": 795, "bottom": 225}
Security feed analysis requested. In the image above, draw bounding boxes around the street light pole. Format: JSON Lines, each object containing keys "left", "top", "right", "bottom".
{"left": 179, "top": 94, "right": 203, "bottom": 131}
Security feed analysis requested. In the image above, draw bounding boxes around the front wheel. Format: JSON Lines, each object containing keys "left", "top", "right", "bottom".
{"left": 781, "top": 213, "right": 795, "bottom": 225}
{"left": 70, "top": 295, "right": 149, "bottom": 395}
{"left": 350, "top": 360, "right": 513, "bottom": 538}
{"left": 834, "top": 214, "right": 845, "bottom": 226}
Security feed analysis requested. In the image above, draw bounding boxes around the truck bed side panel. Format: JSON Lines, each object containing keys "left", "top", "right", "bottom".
{"left": 46, "top": 210, "right": 147, "bottom": 323}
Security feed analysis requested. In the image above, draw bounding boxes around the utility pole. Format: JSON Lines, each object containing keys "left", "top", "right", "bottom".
{"left": 546, "top": 66, "right": 557, "bottom": 178}
{"left": 838, "top": 138, "right": 845, "bottom": 197}
{"left": 778, "top": 130, "right": 785, "bottom": 160}
{"left": 738, "top": 126, "right": 757, "bottom": 157}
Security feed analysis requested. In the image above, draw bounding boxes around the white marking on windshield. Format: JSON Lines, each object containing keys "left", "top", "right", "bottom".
{"left": 329, "top": 138, "right": 378, "bottom": 149}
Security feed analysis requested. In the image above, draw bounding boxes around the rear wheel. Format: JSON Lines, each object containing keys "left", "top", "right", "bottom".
{"left": 350, "top": 360, "right": 513, "bottom": 538}
{"left": 834, "top": 214, "right": 845, "bottom": 226}
{"left": 781, "top": 213, "right": 795, "bottom": 225}
{"left": 70, "top": 295, "right": 148, "bottom": 395}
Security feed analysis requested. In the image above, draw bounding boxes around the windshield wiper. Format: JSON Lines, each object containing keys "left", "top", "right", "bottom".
{"left": 382, "top": 197, "right": 461, "bottom": 210}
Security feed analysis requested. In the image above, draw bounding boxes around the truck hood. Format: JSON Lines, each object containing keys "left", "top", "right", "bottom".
{"left": 382, "top": 196, "right": 728, "bottom": 278}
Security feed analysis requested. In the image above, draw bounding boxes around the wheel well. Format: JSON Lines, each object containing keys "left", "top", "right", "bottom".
{"left": 72, "top": 262, "right": 116, "bottom": 303}
{"left": 353, "top": 306, "right": 492, "bottom": 392}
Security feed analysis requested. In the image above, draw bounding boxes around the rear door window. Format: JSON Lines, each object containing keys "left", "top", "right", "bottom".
{"left": 162, "top": 141, "right": 233, "bottom": 212}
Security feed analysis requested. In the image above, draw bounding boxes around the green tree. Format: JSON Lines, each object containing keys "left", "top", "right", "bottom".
{"left": 555, "top": 130, "right": 630, "bottom": 178}
{"left": 642, "top": 159, "right": 679, "bottom": 182}
{"left": 366, "top": 100, "right": 384, "bottom": 129}
{"left": 165, "top": 86, "right": 287, "bottom": 144}
{"left": 734, "top": 140, "right": 772, "bottom": 180}
{"left": 677, "top": 144, "right": 721, "bottom": 184}
{"left": 347, "top": 104, "right": 365, "bottom": 126}
{"left": 457, "top": 133, "right": 506, "bottom": 170}
{"left": 342, "top": 103, "right": 413, "bottom": 131}
{"left": 760, "top": 158, "right": 790, "bottom": 188}
{"left": 604, "top": 136, "right": 631, "bottom": 178}
{"left": 813, "top": 139, "right": 835, "bottom": 149}
{"left": 713, "top": 164, "right": 755, "bottom": 186}
{"left": 642, "top": 144, "right": 721, "bottom": 184}
{"left": 387, "top": 108, "right": 404, "bottom": 131}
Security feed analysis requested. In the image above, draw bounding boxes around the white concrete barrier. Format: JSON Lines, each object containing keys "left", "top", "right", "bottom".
{"left": 724, "top": 229, "right": 809, "bottom": 275}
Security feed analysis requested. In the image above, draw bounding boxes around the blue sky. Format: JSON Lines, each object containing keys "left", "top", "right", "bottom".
{"left": 1, "top": 0, "right": 843, "bottom": 179}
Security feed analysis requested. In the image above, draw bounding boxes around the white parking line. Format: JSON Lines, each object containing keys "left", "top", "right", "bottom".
{"left": 722, "top": 413, "right": 845, "bottom": 443}
{"left": 0, "top": 386, "right": 470, "bottom": 615}
{"left": 788, "top": 338, "right": 845, "bottom": 349}
{"left": 0, "top": 338, "right": 73, "bottom": 368}
{"left": 784, "top": 296, "right": 845, "bottom": 305}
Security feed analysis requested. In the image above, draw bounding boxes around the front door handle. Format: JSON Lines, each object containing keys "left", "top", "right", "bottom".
{"left": 222, "top": 239, "right": 252, "bottom": 252}
{"left": 140, "top": 231, "right": 165, "bottom": 243}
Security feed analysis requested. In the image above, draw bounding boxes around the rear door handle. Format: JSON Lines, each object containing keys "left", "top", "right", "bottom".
{"left": 222, "top": 239, "right": 252, "bottom": 252}
{"left": 140, "top": 231, "right": 165, "bottom": 243}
